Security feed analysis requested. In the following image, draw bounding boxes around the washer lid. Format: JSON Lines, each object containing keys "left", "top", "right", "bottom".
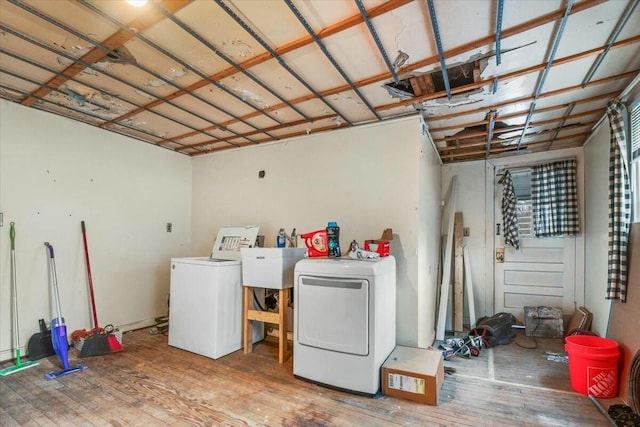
{"left": 210, "top": 225, "right": 260, "bottom": 261}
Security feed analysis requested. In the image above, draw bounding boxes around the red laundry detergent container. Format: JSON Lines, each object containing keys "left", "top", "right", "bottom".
{"left": 301, "top": 230, "right": 328, "bottom": 257}
{"left": 565, "top": 335, "right": 620, "bottom": 398}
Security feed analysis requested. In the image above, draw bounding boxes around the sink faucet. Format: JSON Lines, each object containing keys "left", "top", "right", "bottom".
{"left": 286, "top": 228, "right": 297, "bottom": 247}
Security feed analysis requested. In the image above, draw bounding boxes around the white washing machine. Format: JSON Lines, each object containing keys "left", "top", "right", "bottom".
{"left": 293, "top": 256, "right": 396, "bottom": 396}
{"left": 168, "top": 225, "right": 263, "bottom": 359}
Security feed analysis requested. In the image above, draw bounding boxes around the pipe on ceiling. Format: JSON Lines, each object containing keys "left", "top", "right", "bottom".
{"left": 0, "top": 24, "right": 237, "bottom": 148}
{"left": 545, "top": 102, "right": 576, "bottom": 150}
{"left": 516, "top": 0, "right": 574, "bottom": 149}
{"left": 153, "top": 3, "right": 310, "bottom": 122}
{"left": 426, "top": 0, "right": 452, "bottom": 100}
{"left": 354, "top": 0, "right": 400, "bottom": 84}
{"left": 214, "top": 0, "right": 352, "bottom": 126}
{"left": 495, "top": 0, "right": 505, "bottom": 66}
{"left": 77, "top": 0, "right": 276, "bottom": 143}
{"left": 581, "top": 0, "right": 639, "bottom": 88}
{"left": 284, "top": 0, "right": 382, "bottom": 120}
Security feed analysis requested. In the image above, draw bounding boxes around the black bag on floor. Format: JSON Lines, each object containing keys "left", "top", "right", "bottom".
{"left": 471, "top": 312, "right": 517, "bottom": 347}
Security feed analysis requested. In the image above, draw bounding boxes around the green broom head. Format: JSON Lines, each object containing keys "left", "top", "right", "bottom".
{"left": 0, "top": 349, "right": 39, "bottom": 376}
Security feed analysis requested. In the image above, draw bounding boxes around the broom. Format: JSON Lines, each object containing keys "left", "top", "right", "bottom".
{"left": 75, "top": 221, "right": 122, "bottom": 357}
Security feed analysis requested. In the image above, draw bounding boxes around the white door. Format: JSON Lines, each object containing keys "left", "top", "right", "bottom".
{"left": 494, "top": 171, "right": 576, "bottom": 322}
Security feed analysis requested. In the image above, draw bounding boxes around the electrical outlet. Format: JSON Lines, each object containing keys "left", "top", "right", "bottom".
{"left": 463, "top": 227, "right": 470, "bottom": 237}
{"left": 166, "top": 223, "right": 172, "bottom": 232}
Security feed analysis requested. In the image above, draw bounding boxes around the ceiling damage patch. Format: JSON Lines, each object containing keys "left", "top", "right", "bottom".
{"left": 59, "top": 84, "right": 128, "bottom": 118}
{"left": 0, "top": 87, "right": 22, "bottom": 101}
{"left": 384, "top": 59, "right": 486, "bottom": 101}
{"left": 146, "top": 67, "right": 189, "bottom": 88}
{"left": 393, "top": 50, "right": 409, "bottom": 70}
{"left": 135, "top": 89, "right": 156, "bottom": 100}
{"left": 235, "top": 88, "right": 266, "bottom": 107}
{"left": 222, "top": 39, "right": 255, "bottom": 59}
{"left": 384, "top": 42, "right": 537, "bottom": 106}
{"left": 54, "top": 43, "right": 137, "bottom": 74}
{"left": 447, "top": 122, "right": 511, "bottom": 148}
{"left": 118, "top": 118, "right": 168, "bottom": 139}
{"left": 103, "top": 45, "right": 137, "bottom": 64}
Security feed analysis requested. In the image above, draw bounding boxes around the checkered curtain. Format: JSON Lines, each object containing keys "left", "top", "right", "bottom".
{"left": 498, "top": 171, "right": 520, "bottom": 249}
{"left": 531, "top": 159, "right": 579, "bottom": 237}
{"left": 606, "top": 99, "right": 631, "bottom": 302}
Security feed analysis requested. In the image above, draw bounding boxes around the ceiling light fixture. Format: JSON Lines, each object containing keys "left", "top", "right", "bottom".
{"left": 126, "top": 0, "right": 147, "bottom": 7}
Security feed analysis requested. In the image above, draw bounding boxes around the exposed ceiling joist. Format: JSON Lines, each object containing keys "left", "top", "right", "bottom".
{"left": 0, "top": 0, "right": 637, "bottom": 162}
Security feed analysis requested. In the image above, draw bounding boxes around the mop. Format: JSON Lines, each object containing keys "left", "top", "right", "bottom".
{"left": 0, "top": 223, "right": 39, "bottom": 376}
{"left": 44, "top": 242, "right": 87, "bottom": 380}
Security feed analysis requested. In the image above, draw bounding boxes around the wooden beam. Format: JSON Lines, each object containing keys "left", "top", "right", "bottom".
{"left": 163, "top": 11, "right": 638, "bottom": 149}
{"left": 376, "top": 35, "right": 640, "bottom": 113}
{"left": 108, "top": 0, "right": 616, "bottom": 138}
{"left": 428, "top": 91, "right": 617, "bottom": 134}
{"left": 435, "top": 108, "right": 604, "bottom": 146}
{"left": 441, "top": 132, "right": 591, "bottom": 161}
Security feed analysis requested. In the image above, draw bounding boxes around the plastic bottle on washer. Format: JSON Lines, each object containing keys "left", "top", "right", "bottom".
{"left": 277, "top": 228, "right": 286, "bottom": 248}
{"left": 326, "top": 221, "right": 341, "bottom": 258}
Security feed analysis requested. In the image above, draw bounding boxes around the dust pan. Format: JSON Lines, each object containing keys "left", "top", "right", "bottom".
{"left": 72, "top": 221, "right": 123, "bottom": 357}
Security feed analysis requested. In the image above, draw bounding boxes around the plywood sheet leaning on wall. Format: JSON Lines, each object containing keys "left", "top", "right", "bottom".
{"left": 608, "top": 223, "right": 640, "bottom": 408}
{"left": 454, "top": 212, "right": 464, "bottom": 332}
{"left": 436, "top": 176, "right": 457, "bottom": 341}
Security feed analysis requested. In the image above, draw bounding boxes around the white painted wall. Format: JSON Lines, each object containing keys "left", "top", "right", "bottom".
{"left": 0, "top": 100, "right": 192, "bottom": 360}
{"left": 584, "top": 120, "right": 613, "bottom": 336}
{"left": 0, "top": 105, "right": 443, "bottom": 361}
{"left": 191, "top": 117, "right": 442, "bottom": 346}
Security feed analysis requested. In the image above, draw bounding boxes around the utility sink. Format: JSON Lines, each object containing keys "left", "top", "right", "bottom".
{"left": 240, "top": 247, "right": 307, "bottom": 289}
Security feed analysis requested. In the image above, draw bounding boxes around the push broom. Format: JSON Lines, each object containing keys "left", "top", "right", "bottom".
{"left": 72, "top": 221, "right": 123, "bottom": 357}
{"left": 44, "top": 242, "right": 87, "bottom": 380}
{"left": 0, "top": 222, "right": 38, "bottom": 376}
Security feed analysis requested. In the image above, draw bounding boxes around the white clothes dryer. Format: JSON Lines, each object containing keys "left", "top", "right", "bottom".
{"left": 293, "top": 256, "right": 396, "bottom": 396}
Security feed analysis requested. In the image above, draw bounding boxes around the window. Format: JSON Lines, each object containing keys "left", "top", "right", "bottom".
{"left": 516, "top": 200, "right": 533, "bottom": 238}
{"left": 631, "top": 101, "right": 640, "bottom": 222}
{"left": 511, "top": 170, "right": 533, "bottom": 238}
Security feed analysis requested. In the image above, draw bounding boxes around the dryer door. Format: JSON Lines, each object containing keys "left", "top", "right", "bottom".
{"left": 297, "top": 276, "right": 369, "bottom": 356}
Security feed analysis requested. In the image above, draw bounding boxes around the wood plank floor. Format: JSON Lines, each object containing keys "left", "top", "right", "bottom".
{"left": 0, "top": 329, "right": 617, "bottom": 426}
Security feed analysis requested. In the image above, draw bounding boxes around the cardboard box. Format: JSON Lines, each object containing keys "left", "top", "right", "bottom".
{"left": 381, "top": 346, "right": 444, "bottom": 405}
{"left": 364, "top": 228, "right": 393, "bottom": 257}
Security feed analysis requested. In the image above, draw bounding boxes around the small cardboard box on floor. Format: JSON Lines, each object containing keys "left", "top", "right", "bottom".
{"left": 381, "top": 346, "right": 444, "bottom": 405}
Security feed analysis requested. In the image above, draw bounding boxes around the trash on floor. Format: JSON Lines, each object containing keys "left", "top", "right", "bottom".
{"left": 524, "top": 306, "right": 564, "bottom": 338}
{"left": 544, "top": 351, "right": 568, "bottom": 363}
{"left": 607, "top": 404, "right": 640, "bottom": 426}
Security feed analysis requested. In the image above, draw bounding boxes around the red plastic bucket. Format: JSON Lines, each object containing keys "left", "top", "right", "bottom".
{"left": 565, "top": 335, "right": 620, "bottom": 398}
